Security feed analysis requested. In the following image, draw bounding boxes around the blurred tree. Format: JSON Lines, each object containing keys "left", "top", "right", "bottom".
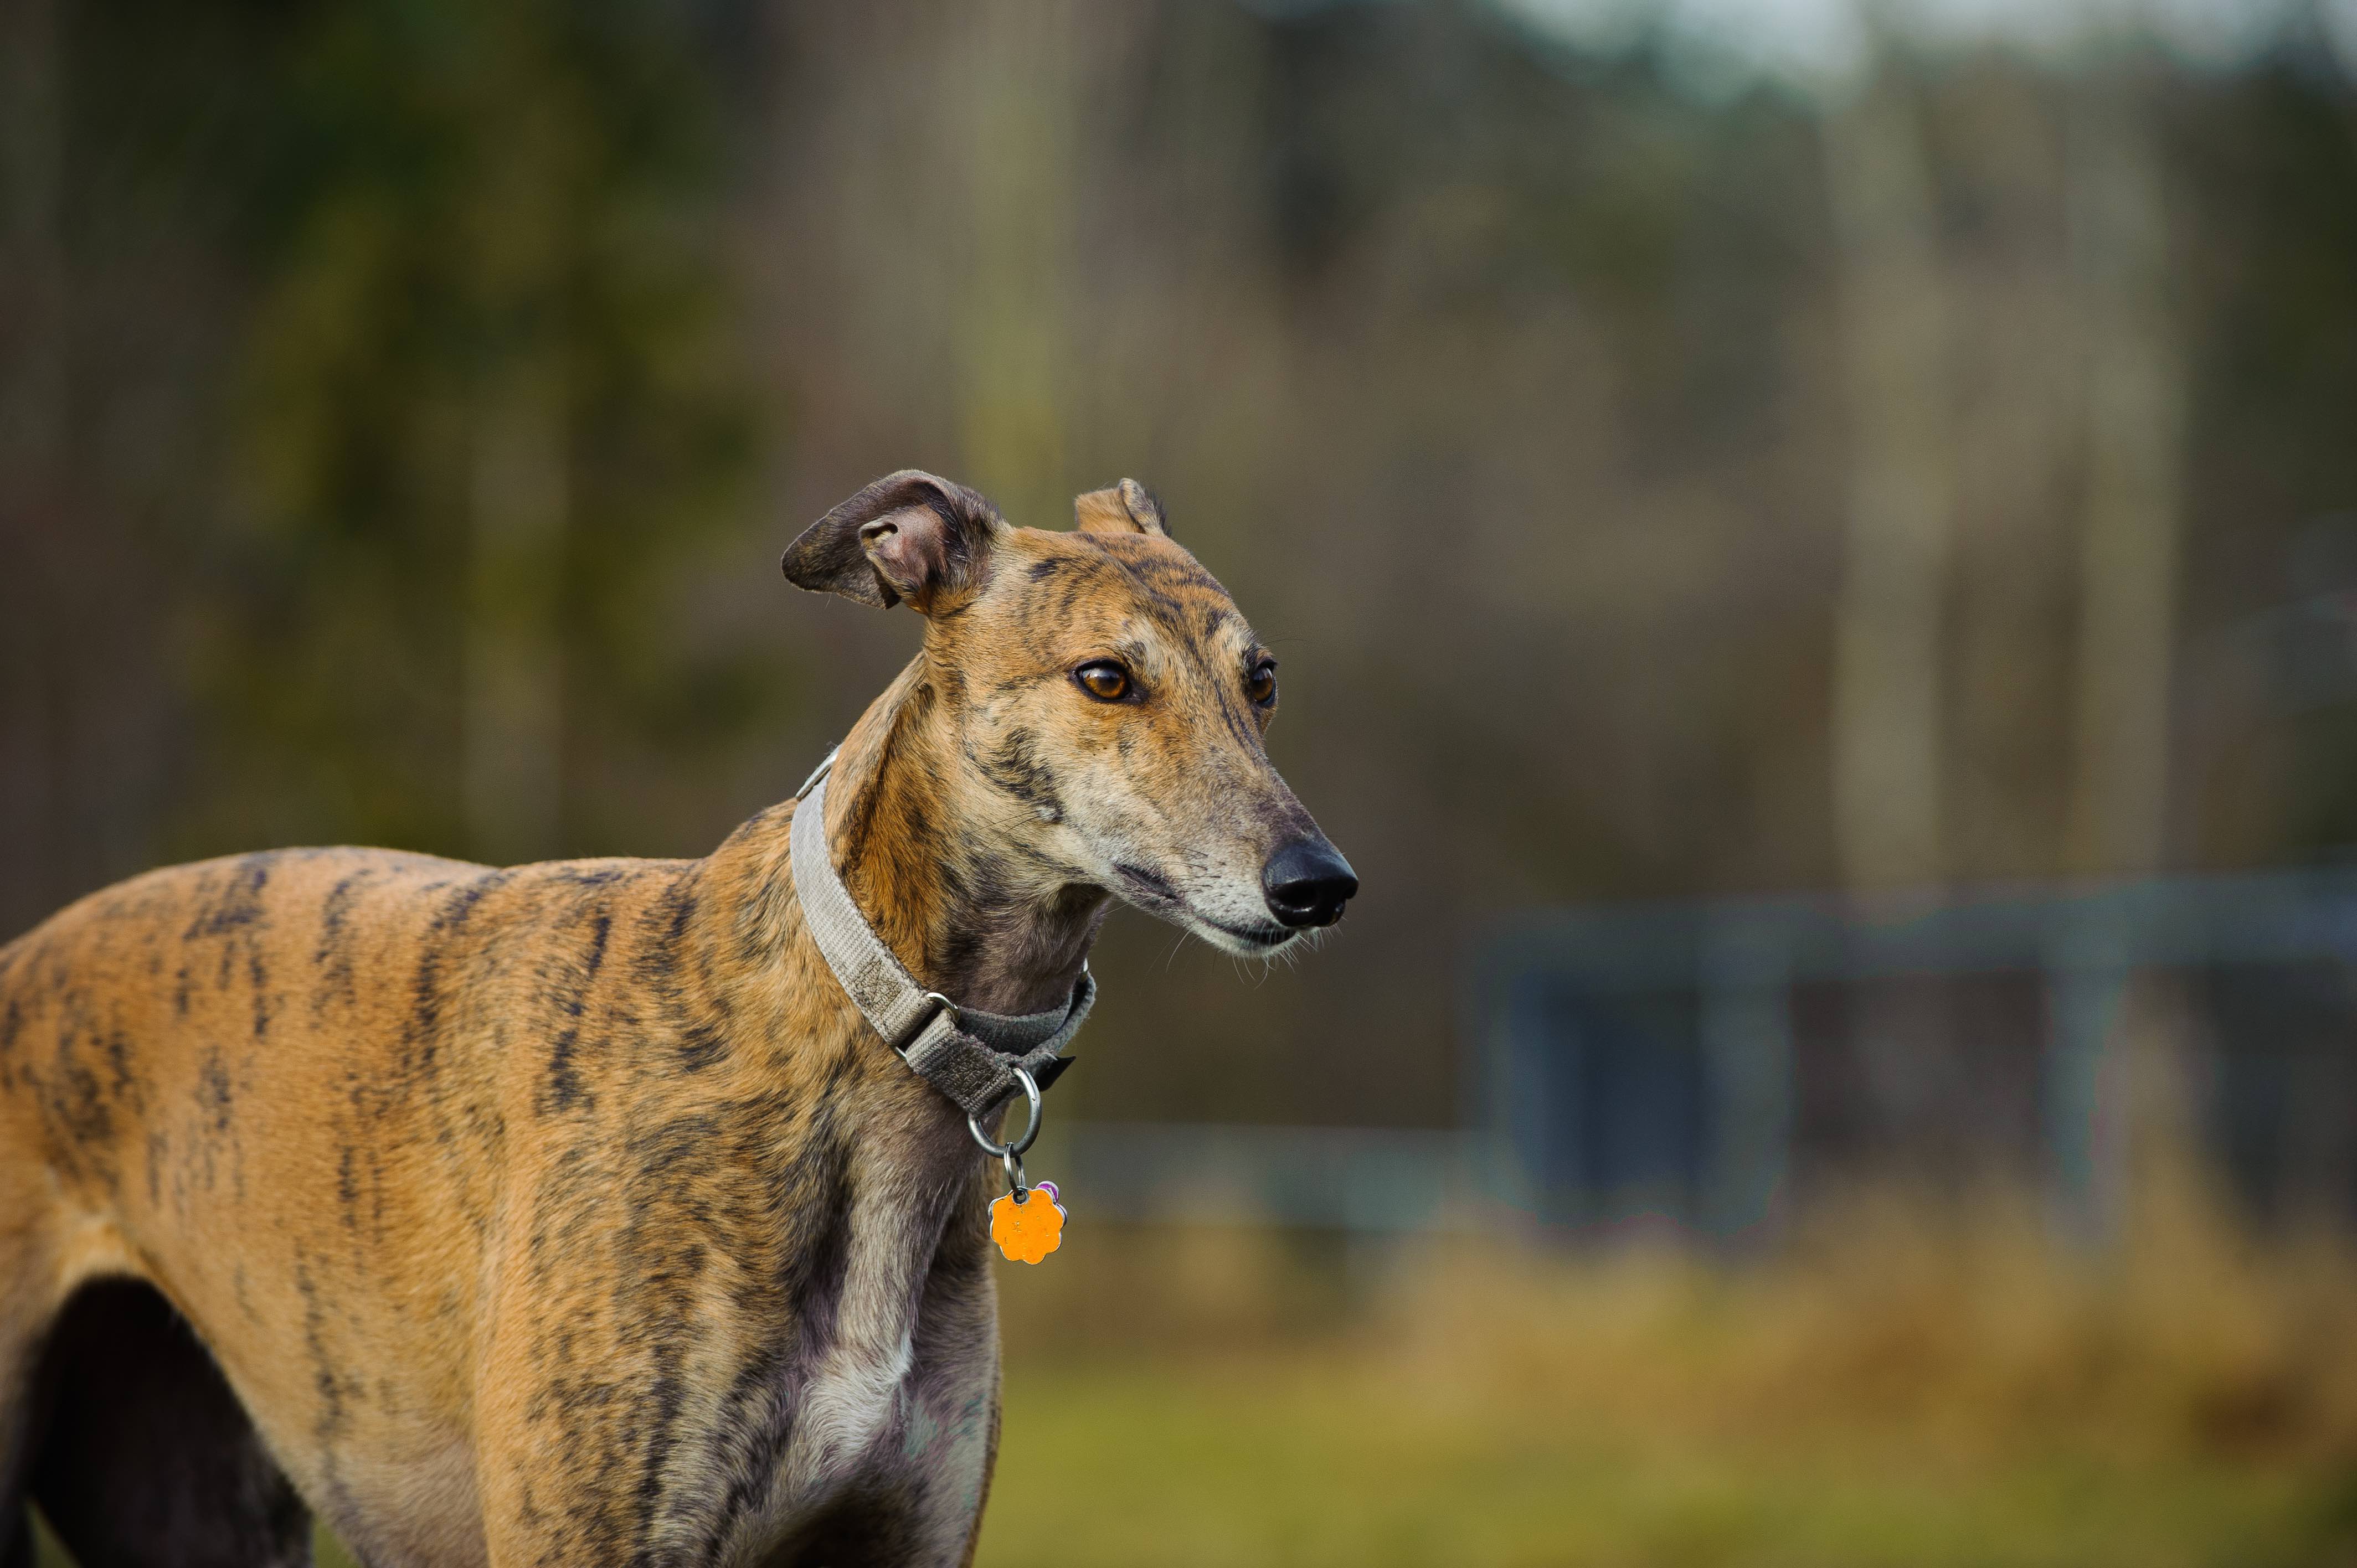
{"left": 2065, "top": 69, "right": 2186, "bottom": 879}
{"left": 1937, "top": 64, "right": 2079, "bottom": 885}
{"left": 0, "top": 0, "right": 291, "bottom": 939}
{"left": 1821, "top": 64, "right": 1954, "bottom": 894}
{"left": 0, "top": 0, "right": 66, "bottom": 918}
{"left": 950, "top": 0, "right": 1083, "bottom": 530}
{"left": 209, "top": 0, "right": 752, "bottom": 863}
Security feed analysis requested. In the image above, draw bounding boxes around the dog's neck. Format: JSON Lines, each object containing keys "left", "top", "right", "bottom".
{"left": 816, "top": 653, "right": 1111, "bottom": 1018}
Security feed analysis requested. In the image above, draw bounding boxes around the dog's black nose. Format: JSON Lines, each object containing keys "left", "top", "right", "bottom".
{"left": 1261, "top": 837, "right": 1358, "bottom": 929}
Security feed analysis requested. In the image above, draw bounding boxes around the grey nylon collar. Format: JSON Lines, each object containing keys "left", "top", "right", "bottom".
{"left": 789, "top": 754, "right": 1092, "bottom": 1120}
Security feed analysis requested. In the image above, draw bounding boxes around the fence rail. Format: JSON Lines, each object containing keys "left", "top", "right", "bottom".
{"left": 1466, "top": 870, "right": 2357, "bottom": 1241}
{"left": 1052, "top": 1122, "right": 1490, "bottom": 1233}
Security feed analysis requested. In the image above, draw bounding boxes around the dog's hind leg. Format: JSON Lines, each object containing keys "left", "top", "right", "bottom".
{"left": 1, "top": 1388, "right": 36, "bottom": 1568}
{"left": 27, "top": 1279, "right": 313, "bottom": 1568}
{"left": 0, "top": 1236, "right": 54, "bottom": 1568}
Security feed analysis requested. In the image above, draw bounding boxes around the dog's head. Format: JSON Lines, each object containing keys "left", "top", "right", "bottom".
{"left": 783, "top": 470, "right": 1355, "bottom": 956}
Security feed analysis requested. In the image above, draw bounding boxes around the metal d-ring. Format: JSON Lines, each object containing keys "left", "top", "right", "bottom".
{"left": 968, "top": 1064, "right": 1043, "bottom": 1168}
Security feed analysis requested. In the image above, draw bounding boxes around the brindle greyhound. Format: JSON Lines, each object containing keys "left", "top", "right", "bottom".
{"left": 0, "top": 471, "right": 1356, "bottom": 1567}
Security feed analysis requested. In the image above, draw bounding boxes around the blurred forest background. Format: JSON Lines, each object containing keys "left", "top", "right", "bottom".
{"left": 9, "top": 0, "right": 2357, "bottom": 1562}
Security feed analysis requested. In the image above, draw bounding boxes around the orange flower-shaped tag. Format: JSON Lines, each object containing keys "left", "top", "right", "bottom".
{"left": 989, "top": 1180, "right": 1066, "bottom": 1264}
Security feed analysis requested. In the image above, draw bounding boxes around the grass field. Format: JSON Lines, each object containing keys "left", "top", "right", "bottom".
{"left": 971, "top": 1188, "right": 2357, "bottom": 1567}
{"left": 975, "top": 1360, "right": 2346, "bottom": 1568}
{"left": 32, "top": 1177, "right": 2357, "bottom": 1566}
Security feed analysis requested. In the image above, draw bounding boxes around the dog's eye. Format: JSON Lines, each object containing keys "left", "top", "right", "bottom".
{"left": 1246, "top": 660, "right": 1278, "bottom": 708}
{"left": 1074, "top": 661, "right": 1131, "bottom": 703}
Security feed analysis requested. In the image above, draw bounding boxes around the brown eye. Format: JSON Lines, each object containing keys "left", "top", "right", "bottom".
{"left": 1246, "top": 659, "right": 1278, "bottom": 708}
{"left": 1075, "top": 661, "right": 1131, "bottom": 702}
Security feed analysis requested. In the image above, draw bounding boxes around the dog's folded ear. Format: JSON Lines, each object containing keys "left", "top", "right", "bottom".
{"left": 1073, "top": 478, "right": 1169, "bottom": 538}
{"left": 783, "top": 471, "right": 1007, "bottom": 612}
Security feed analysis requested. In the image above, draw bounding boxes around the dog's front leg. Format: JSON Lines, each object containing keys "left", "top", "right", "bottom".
{"left": 471, "top": 1362, "right": 1001, "bottom": 1568}
{"left": 855, "top": 1243, "right": 1008, "bottom": 1568}
{"left": 470, "top": 1240, "right": 709, "bottom": 1568}
{"left": 760, "top": 1369, "right": 1000, "bottom": 1568}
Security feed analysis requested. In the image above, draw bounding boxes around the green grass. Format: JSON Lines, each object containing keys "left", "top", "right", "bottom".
{"left": 974, "top": 1355, "right": 2351, "bottom": 1568}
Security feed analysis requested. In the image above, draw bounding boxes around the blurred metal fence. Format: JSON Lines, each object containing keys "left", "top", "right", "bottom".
{"left": 1468, "top": 872, "right": 2357, "bottom": 1242}
{"left": 1054, "top": 1122, "right": 1489, "bottom": 1234}
{"left": 1063, "top": 872, "right": 2357, "bottom": 1242}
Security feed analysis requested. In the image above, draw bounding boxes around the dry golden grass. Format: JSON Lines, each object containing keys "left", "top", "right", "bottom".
{"left": 1358, "top": 1192, "right": 2357, "bottom": 1471}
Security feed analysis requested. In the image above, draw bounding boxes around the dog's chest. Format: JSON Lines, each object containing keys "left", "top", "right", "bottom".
{"left": 682, "top": 1176, "right": 994, "bottom": 1561}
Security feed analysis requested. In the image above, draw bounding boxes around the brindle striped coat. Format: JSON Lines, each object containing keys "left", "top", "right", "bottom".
{"left": 0, "top": 473, "right": 1350, "bottom": 1567}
